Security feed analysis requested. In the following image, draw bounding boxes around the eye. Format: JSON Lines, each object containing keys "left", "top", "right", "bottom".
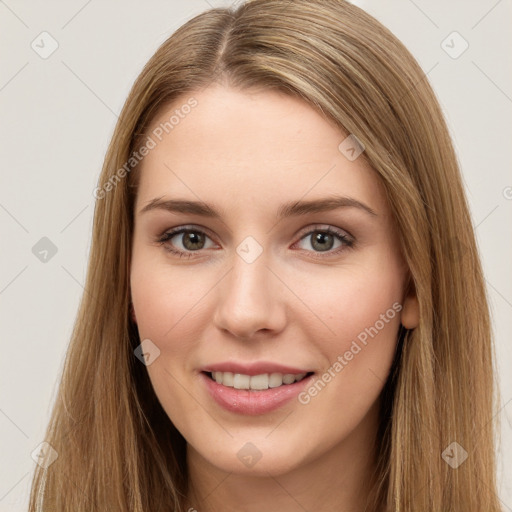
{"left": 157, "top": 227, "right": 216, "bottom": 258}
{"left": 293, "top": 226, "right": 354, "bottom": 257}
{"left": 156, "top": 225, "right": 354, "bottom": 259}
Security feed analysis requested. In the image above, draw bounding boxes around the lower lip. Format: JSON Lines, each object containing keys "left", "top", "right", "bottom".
{"left": 200, "top": 372, "right": 313, "bottom": 416}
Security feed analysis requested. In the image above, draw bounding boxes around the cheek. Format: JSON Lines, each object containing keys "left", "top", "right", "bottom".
{"left": 130, "top": 243, "right": 202, "bottom": 341}
{"left": 295, "top": 260, "right": 403, "bottom": 421}
{"left": 312, "top": 262, "right": 403, "bottom": 343}
{"left": 130, "top": 252, "right": 206, "bottom": 424}
{"left": 299, "top": 261, "right": 404, "bottom": 413}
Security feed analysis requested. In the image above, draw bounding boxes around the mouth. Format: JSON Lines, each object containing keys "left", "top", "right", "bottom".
{"left": 200, "top": 370, "right": 315, "bottom": 415}
{"left": 203, "top": 370, "right": 314, "bottom": 391}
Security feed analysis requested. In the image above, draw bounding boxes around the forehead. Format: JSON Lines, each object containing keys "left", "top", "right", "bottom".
{"left": 135, "top": 85, "right": 388, "bottom": 217}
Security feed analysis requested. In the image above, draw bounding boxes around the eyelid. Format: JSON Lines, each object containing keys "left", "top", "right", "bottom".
{"left": 158, "top": 223, "right": 352, "bottom": 241}
{"left": 157, "top": 224, "right": 217, "bottom": 243}
{"left": 295, "top": 223, "right": 352, "bottom": 240}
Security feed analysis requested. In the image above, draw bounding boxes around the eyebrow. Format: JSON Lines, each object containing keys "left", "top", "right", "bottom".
{"left": 139, "top": 195, "right": 377, "bottom": 218}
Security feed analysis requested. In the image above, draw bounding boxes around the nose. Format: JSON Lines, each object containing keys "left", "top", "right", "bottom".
{"left": 213, "top": 249, "right": 287, "bottom": 340}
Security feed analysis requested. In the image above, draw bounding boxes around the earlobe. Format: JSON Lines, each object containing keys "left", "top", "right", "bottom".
{"left": 401, "top": 294, "right": 419, "bottom": 329}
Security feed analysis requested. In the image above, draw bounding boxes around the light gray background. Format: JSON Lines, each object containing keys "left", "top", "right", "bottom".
{"left": 1, "top": 0, "right": 511, "bottom": 510}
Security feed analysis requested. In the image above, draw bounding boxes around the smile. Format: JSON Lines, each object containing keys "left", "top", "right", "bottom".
{"left": 201, "top": 371, "right": 315, "bottom": 415}
{"left": 206, "top": 371, "right": 312, "bottom": 390}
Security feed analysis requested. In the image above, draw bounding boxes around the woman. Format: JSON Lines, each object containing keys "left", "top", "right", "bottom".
{"left": 29, "top": 0, "right": 502, "bottom": 510}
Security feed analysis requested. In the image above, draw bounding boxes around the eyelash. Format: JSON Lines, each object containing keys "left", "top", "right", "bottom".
{"left": 156, "top": 225, "right": 355, "bottom": 260}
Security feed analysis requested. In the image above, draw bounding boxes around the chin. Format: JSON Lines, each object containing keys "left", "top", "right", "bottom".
{"left": 188, "top": 432, "right": 312, "bottom": 477}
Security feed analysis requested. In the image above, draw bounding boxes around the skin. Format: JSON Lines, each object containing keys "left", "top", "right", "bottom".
{"left": 130, "top": 84, "right": 419, "bottom": 512}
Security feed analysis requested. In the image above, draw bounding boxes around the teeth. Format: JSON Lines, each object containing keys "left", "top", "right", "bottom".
{"left": 233, "top": 373, "right": 250, "bottom": 390}
{"left": 282, "top": 374, "right": 296, "bottom": 384}
{"left": 210, "top": 371, "right": 308, "bottom": 390}
{"left": 269, "top": 373, "right": 283, "bottom": 388}
{"left": 250, "top": 373, "right": 269, "bottom": 390}
{"left": 222, "top": 372, "right": 234, "bottom": 386}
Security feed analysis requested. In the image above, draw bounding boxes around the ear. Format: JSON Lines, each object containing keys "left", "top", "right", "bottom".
{"left": 401, "top": 279, "right": 419, "bottom": 329}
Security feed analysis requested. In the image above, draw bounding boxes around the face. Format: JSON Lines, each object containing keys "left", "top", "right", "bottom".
{"left": 130, "top": 84, "right": 416, "bottom": 477}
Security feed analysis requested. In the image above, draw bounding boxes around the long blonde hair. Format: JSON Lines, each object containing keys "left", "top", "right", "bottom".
{"left": 29, "top": 1, "right": 502, "bottom": 510}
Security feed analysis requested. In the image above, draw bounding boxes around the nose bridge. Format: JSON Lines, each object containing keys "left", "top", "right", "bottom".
{"left": 213, "top": 238, "right": 285, "bottom": 338}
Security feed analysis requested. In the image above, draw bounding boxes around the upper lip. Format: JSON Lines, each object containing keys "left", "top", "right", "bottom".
{"left": 201, "top": 361, "right": 313, "bottom": 376}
